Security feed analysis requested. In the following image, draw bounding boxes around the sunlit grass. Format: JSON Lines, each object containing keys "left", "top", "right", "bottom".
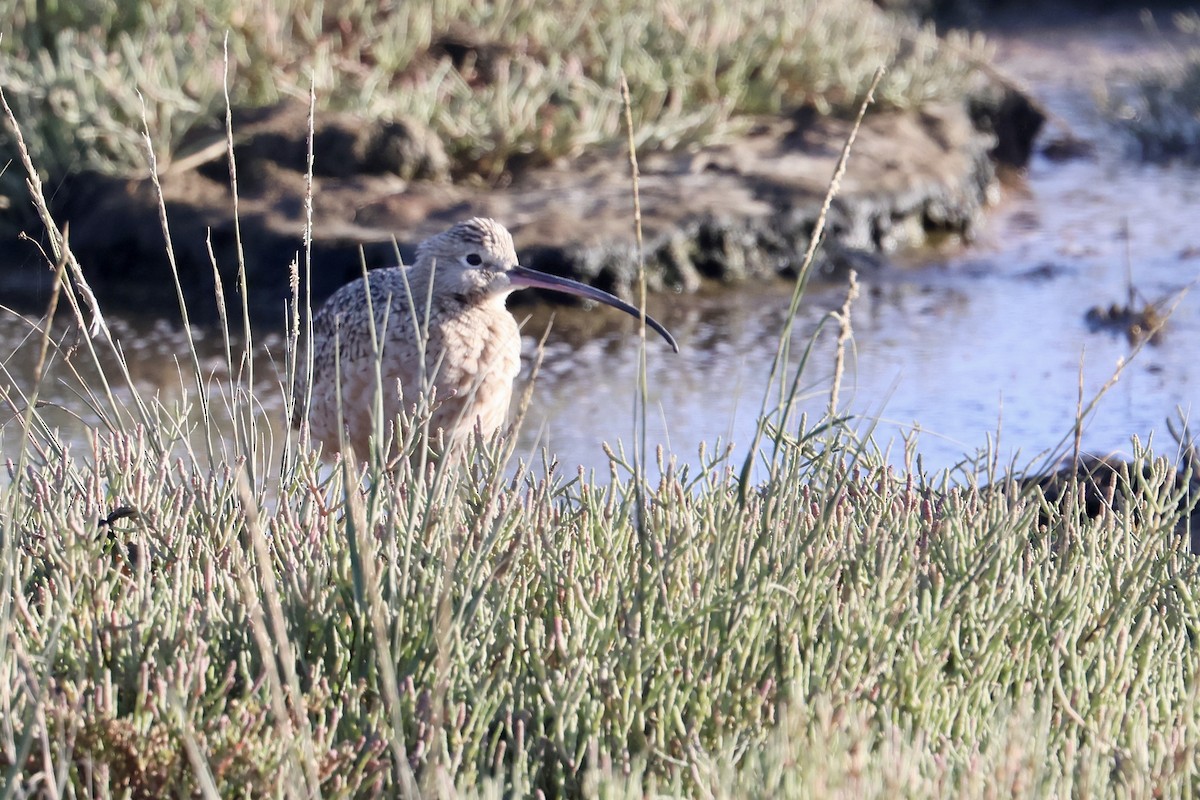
{"left": 3, "top": 364, "right": 1199, "bottom": 796}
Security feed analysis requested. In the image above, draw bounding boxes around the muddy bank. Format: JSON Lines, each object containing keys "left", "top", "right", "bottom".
{"left": 5, "top": 89, "right": 1040, "bottom": 323}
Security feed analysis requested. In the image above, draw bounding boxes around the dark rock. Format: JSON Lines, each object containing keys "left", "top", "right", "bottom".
{"left": 1041, "top": 134, "right": 1096, "bottom": 162}
{"left": 969, "top": 83, "right": 1046, "bottom": 168}
{"left": 426, "top": 22, "right": 516, "bottom": 86}
{"left": 189, "top": 102, "right": 449, "bottom": 183}
{"left": 366, "top": 119, "right": 451, "bottom": 181}
{"left": 995, "top": 451, "right": 1200, "bottom": 552}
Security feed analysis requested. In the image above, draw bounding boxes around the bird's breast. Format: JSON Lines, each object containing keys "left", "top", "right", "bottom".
{"left": 391, "top": 300, "right": 522, "bottom": 442}
{"left": 431, "top": 304, "right": 521, "bottom": 387}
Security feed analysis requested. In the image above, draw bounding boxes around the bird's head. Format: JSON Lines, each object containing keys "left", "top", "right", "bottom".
{"left": 416, "top": 217, "right": 521, "bottom": 291}
{"left": 415, "top": 217, "right": 679, "bottom": 352}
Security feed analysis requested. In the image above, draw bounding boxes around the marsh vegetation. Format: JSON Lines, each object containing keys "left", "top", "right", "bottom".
{"left": 4, "top": 2, "right": 1200, "bottom": 797}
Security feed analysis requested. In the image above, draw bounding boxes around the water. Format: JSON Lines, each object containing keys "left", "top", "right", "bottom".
{"left": 3, "top": 14, "right": 1198, "bottom": 479}
{"left": 520, "top": 13, "right": 1200, "bottom": 475}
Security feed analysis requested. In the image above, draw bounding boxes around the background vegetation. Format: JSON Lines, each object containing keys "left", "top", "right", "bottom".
{"left": 1103, "top": 10, "right": 1200, "bottom": 161}
{"left": 0, "top": 0, "right": 987, "bottom": 196}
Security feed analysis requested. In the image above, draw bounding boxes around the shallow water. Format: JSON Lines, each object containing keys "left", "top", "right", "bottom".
{"left": 2, "top": 13, "right": 1198, "bottom": 479}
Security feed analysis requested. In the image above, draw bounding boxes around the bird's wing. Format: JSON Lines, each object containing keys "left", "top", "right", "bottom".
{"left": 297, "top": 268, "right": 426, "bottom": 447}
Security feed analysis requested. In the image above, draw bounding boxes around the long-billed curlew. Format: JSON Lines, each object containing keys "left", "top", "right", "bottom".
{"left": 296, "top": 217, "right": 678, "bottom": 457}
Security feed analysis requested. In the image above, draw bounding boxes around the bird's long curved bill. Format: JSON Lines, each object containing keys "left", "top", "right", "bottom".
{"left": 508, "top": 265, "right": 679, "bottom": 353}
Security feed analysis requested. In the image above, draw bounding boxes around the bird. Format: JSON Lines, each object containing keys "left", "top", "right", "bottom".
{"left": 295, "top": 217, "right": 678, "bottom": 458}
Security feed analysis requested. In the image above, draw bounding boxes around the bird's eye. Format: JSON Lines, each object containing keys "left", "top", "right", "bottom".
{"left": 465, "top": 253, "right": 483, "bottom": 267}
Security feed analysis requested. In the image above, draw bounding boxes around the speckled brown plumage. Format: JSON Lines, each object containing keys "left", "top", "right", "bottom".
{"left": 295, "top": 218, "right": 520, "bottom": 456}
{"left": 294, "top": 217, "right": 678, "bottom": 458}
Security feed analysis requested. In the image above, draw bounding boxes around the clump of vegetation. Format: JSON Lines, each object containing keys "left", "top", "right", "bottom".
{"left": 0, "top": 0, "right": 988, "bottom": 197}
{"left": 1104, "top": 11, "right": 1200, "bottom": 161}
{"left": 4, "top": 421, "right": 1196, "bottom": 797}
